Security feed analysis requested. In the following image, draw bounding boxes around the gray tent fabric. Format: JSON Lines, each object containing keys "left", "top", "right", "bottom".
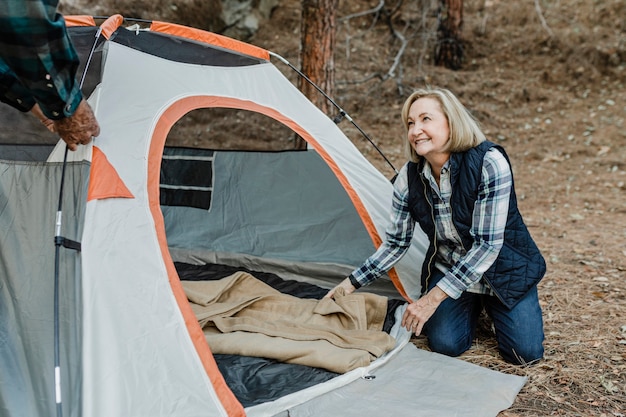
{"left": 0, "top": 160, "right": 89, "bottom": 417}
{"left": 0, "top": 144, "right": 56, "bottom": 162}
{"left": 277, "top": 343, "right": 527, "bottom": 417}
{"left": 169, "top": 247, "right": 400, "bottom": 299}
{"left": 162, "top": 150, "right": 376, "bottom": 266}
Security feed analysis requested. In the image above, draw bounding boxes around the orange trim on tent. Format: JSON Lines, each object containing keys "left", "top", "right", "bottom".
{"left": 387, "top": 269, "right": 410, "bottom": 302}
{"left": 87, "top": 146, "right": 134, "bottom": 202}
{"left": 159, "top": 95, "right": 388, "bottom": 253}
{"left": 149, "top": 95, "right": 409, "bottom": 412}
{"left": 150, "top": 21, "right": 270, "bottom": 61}
{"left": 63, "top": 14, "right": 122, "bottom": 39}
{"left": 148, "top": 102, "right": 245, "bottom": 417}
{"left": 152, "top": 95, "right": 410, "bottom": 303}
{"left": 99, "top": 14, "right": 124, "bottom": 40}
{"left": 64, "top": 15, "right": 96, "bottom": 27}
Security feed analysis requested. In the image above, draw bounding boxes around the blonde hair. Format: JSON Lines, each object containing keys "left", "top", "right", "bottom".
{"left": 401, "top": 87, "right": 486, "bottom": 162}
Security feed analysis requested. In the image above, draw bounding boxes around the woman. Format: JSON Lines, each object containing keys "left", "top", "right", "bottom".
{"left": 326, "top": 87, "right": 545, "bottom": 365}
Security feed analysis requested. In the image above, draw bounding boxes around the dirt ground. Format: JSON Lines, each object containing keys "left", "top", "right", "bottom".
{"left": 61, "top": 0, "right": 626, "bottom": 415}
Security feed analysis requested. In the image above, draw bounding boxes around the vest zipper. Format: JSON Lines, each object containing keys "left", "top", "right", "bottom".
{"left": 447, "top": 173, "right": 509, "bottom": 308}
{"left": 422, "top": 175, "right": 438, "bottom": 293}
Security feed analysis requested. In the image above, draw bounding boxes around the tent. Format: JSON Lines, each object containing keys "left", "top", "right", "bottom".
{"left": 0, "top": 15, "right": 526, "bottom": 417}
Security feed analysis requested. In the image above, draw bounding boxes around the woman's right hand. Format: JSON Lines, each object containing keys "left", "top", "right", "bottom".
{"left": 324, "top": 277, "right": 356, "bottom": 299}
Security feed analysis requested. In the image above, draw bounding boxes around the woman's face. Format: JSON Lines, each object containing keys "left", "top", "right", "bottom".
{"left": 406, "top": 97, "right": 450, "bottom": 165}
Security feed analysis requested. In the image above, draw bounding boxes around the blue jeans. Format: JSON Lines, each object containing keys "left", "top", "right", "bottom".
{"left": 424, "top": 270, "right": 545, "bottom": 365}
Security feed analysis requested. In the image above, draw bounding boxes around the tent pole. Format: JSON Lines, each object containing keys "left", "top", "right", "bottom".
{"left": 269, "top": 51, "right": 399, "bottom": 177}
{"left": 51, "top": 24, "right": 103, "bottom": 417}
{"left": 53, "top": 146, "right": 70, "bottom": 417}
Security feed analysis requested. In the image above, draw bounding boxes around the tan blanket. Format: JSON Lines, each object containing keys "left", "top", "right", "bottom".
{"left": 182, "top": 271, "right": 396, "bottom": 373}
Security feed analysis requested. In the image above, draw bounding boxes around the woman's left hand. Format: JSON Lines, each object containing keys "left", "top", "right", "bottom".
{"left": 401, "top": 286, "right": 448, "bottom": 336}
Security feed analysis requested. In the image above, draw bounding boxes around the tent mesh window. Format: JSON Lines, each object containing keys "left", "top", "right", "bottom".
{"left": 160, "top": 106, "right": 307, "bottom": 210}
{"left": 160, "top": 147, "right": 215, "bottom": 210}
{"left": 167, "top": 107, "right": 306, "bottom": 151}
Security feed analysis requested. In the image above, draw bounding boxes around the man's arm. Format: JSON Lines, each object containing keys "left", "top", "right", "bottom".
{"left": 0, "top": 58, "right": 37, "bottom": 112}
{"left": 0, "top": 1, "right": 99, "bottom": 150}
{"left": 0, "top": 0, "right": 82, "bottom": 119}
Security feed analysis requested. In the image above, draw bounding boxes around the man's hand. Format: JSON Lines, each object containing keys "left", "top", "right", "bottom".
{"left": 53, "top": 99, "right": 100, "bottom": 151}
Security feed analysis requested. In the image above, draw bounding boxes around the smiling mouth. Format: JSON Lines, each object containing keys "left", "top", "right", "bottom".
{"left": 413, "top": 138, "right": 430, "bottom": 145}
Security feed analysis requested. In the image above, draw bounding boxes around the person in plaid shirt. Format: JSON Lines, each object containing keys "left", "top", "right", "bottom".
{"left": 0, "top": 0, "right": 99, "bottom": 150}
{"left": 326, "top": 87, "right": 545, "bottom": 365}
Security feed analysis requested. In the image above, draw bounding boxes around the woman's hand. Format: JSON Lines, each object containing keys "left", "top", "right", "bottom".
{"left": 401, "top": 286, "right": 447, "bottom": 335}
{"left": 324, "top": 277, "right": 356, "bottom": 299}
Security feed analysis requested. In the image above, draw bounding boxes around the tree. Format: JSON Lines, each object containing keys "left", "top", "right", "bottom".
{"left": 297, "top": 0, "right": 338, "bottom": 148}
{"left": 435, "top": 0, "right": 464, "bottom": 70}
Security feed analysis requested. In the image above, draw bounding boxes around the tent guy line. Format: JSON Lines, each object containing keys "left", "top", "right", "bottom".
{"left": 269, "top": 50, "right": 399, "bottom": 177}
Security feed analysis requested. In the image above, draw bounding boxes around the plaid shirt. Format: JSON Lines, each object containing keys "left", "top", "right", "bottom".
{"left": 350, "top": 148, "right": 512, "bottom": 299}
{"left": 0, "top": 0, "right": 82, "bottom": 119}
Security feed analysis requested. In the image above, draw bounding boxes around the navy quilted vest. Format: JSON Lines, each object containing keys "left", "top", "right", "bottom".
{"left": 407, "top": 141, "right": 546, "bottom": 309}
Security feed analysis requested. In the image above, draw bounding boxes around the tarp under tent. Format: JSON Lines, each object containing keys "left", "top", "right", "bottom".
{"left": 0, "top": 15, "right": 527, "bottom": 417}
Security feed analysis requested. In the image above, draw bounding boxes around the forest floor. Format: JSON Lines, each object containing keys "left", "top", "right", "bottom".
{"left": 61, "top": 0, "right": 626, "bottom": 415}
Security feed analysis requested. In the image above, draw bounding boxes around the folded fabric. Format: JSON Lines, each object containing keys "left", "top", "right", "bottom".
{"left": 182, "top": 271, "right": 397, "bottom": 373}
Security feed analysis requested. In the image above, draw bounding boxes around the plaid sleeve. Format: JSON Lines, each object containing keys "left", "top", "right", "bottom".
{"left": 350, "top": 164, "right": 415, "bottom": 288}
{"left": 436, "top": 148, "right": 512, "bottom": 299}
{"left": 0, "top": 0, "right": 82, "bottom": 119}
{"left": 0, "top": 58, "right": 36, "bottom": 111}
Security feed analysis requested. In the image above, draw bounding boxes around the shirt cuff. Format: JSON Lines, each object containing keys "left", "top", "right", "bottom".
{"left": 40, "top": 83, "right": 83, "bottom": 120}
{"left": 348, "top": 274, "right": 363, "bottom": 289}
{"left": 436, "top": 279, "right": 463, "bottom": 300}
{"left": 0, "top": 83, "right": 36, "bottom": 112}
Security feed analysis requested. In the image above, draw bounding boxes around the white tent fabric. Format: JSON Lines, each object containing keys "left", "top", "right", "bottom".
{"left": 248, "top": 306, "right": 526, "bottom": 417}
{"left": 283, "top": 343, "right": 526, "bottom": 417}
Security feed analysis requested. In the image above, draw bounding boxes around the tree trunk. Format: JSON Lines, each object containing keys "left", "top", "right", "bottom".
{"left": 435, "top": 0, "right": 464, "bottom": 70}
{"left": 297, "top": 0, "right": 337, "bottom": 149}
